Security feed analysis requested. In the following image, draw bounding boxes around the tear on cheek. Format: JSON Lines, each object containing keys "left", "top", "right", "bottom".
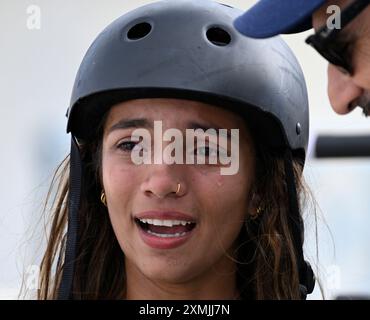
{"left": 216, "top": 177, "right": 223, "bottom": 187}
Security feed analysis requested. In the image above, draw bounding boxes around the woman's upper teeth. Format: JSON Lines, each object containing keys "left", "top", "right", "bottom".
{"left": 139, "top": 218, "right": 193, "bottom": 227}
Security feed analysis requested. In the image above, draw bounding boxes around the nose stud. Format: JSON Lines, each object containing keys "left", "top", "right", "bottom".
{"left": 175, "top": 183, "right": 181, "bottom": 195}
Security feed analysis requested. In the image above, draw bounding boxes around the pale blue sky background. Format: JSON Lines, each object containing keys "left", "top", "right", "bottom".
{"left": 0, "top": 0, "right": 369, "bottom": 299}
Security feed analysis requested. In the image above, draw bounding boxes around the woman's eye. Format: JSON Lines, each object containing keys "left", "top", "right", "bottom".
{"left": 117, "top": 141, "right": 140, "bottom": 152}
{"left": 196, "top": 146, "right": 218, "bottom": 157}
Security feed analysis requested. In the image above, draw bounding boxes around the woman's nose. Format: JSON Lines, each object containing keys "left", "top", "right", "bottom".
{"left": 140, "top": 164, "right": 186, "bottom": 199}
{"left": 327, "top": 64, "right": 363, "bottom": 114}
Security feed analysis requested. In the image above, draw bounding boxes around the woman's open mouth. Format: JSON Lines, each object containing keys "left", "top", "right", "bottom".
{"left": 134, "top": 217, "right": 197, "bottom": 249}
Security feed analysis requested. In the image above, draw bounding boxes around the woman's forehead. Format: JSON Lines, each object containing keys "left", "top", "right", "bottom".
{"left": 105, "top": 98, "right": 247, "bottom": 129}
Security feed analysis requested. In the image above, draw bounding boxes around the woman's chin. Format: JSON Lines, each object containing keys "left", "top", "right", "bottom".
{"left": 139, "top": 262, "right": 196, "bottom": 284}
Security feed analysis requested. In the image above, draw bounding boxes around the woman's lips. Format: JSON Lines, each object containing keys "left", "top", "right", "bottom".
{"left": 134, "top": 210, "right": 197, "bottom": 249}
{"left": 134, "top": 210, "right": 197, "bottom": 222}
{"left": 136, "top": 224, "right": 196, "bottom": 249}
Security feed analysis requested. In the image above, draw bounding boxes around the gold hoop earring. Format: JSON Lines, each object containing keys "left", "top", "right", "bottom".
{"left": 101, "top": 190, "right": 107, "bottom": 207}
{"left": 250, "top": 206, "right": 263, "bottom": 220}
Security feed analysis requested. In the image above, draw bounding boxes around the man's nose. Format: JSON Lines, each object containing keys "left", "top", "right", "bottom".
{"left": 327, "top": 64, "right": 363, "bottom": 114}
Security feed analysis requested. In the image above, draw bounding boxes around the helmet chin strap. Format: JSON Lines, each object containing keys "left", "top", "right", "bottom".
{"left": 58, "top": 135, "right": 82, "bottom": 300}
{"left": 283, "top": 149, "right": 315, "bottom": 299}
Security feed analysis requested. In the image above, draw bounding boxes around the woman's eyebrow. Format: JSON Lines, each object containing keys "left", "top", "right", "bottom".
{"left": 108, "top": 118, "right": 152, "bottom": 134}
{"left": 107, "top": 118, "right": 233, "bottom": 140}
{"left": 187, "top": 121, "right": 232, "bottom": 140}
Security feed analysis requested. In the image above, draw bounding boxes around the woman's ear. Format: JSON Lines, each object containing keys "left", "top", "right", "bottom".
{"left": 248, "top": 192, "right": 263, "bottom": 220}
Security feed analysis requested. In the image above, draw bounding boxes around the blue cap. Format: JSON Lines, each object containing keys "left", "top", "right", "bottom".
{"left": 234, "top": 0, "right": 325, "bottom": 38}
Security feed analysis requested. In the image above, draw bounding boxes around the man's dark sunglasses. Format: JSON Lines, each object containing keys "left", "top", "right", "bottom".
{"left": 305, "top": 0, "right": 370, "bottom": 75}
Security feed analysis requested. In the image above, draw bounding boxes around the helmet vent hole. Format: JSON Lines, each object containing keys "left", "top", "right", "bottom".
{"left": 206, "top": 27, "right": 231, "bottom": 46}
{"left": 127, "top": 22, "right": 152, "bottom": 40}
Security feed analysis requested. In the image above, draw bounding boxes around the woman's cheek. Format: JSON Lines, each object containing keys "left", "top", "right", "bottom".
{"left": 103, "top": 159, "right": 138, "bottom": 221}
{"left": 103, "top": 153, "right": 135, "bottom": 185}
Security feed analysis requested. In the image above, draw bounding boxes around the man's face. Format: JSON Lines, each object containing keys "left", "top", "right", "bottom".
{"left": 312, "top": 0, "right": 370, "bottom": 115}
